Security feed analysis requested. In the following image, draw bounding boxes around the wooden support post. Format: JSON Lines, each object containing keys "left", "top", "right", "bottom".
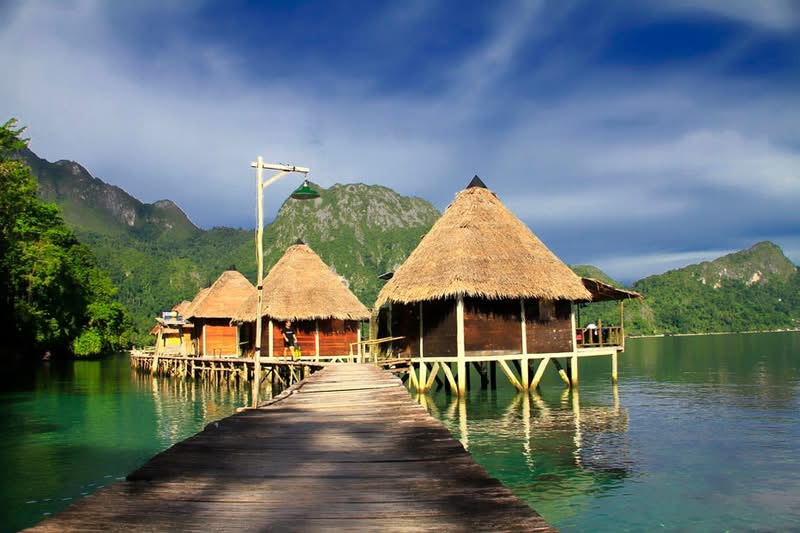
{"left": 490, "top": 361, "right": 497, "bottom": 390}
{"left": 497, "top": 360, "right": 524, "bottom": 391}
{"left": 520, "top": 356, "right": 529, "bottom": 391}
{"left": 423, "top": 362, "right": 440, "bottom": 392}
{"left": 612, "top": 352, "right": 618, "bottom": 384}
{"left": 571, "top": 355, "right": 579, "bottom": 387}
{"left": 440, "top": 363, "right": 458, "bottom": 394}
{"left": 552, "top": 358, "right": 571, "bottom": 387}
{"left": 268, "top": 319, "right": 274, "bottom": 360}
{"left": 531, "top": 357, "right": 550, "bottom": 389}
{"left": 315, "top": 320, "right": 320, "bottom": 360}
{"left": 419, "top": 303, "right": 426, "bottom": 382}
{"left": 408, "top": 363, "right": 421, "bottom": 391}
{"left": 520, "top": 298, "right": 528, "bottom": 355}
{"left": 456, "top": 296, "right": 466, "bottom": 396}
{"left": 474, "top": 362, "right": 489, "bottom": 390}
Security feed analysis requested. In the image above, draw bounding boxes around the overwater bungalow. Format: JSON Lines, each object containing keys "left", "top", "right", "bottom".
{"left": 184, "top": 269, "right": 256, "bottom": 356}
{"left": 232, "top": 242, "right": 370, "bottom": 359}
{"left": 150, "top": 300, "right": 193, "bottom": 355}
{"left": 374, "top": 176, "right": 636, "bottom": 394}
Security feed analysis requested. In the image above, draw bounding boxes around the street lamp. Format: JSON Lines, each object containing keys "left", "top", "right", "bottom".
{"left": 251, "top": 156, "right": 319, "bottom": 408}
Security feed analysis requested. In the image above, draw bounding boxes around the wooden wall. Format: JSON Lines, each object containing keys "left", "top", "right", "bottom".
{"left": 384, "top": 297, "right": 575, "bottom": 357}
{"left": 524, "top": 299, "right": 573, "bottom": 353}
{"left": 262, "top": 318, "right": 361, "bottom": 357}
{"left": 464, "top": 298, "right": 521, "bottom": 355}
{"left": 195, "top": 318, "right": 238, "bottom": 356}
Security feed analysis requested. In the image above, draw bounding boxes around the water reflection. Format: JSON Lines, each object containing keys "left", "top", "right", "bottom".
{"left": 417, "top": 384, "right": 634, "bottom": 523}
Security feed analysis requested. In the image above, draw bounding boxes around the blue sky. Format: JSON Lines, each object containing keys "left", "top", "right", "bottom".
{"left": 1, "top": 0, "right": 799, "bottom": 283}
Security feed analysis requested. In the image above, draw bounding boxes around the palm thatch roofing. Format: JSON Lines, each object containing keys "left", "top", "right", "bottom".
{"left": 173, "top": 300, "right": 192, "bottom": 317}
{"left": 580, "top": 278, "right": 643, "bottom": 302}
{"left": 232, "top": 243, "right": 370, "bottom": 323}
{"left": 184, "top": 270, "right": 256, "bottom": 319}
{"left": 375, "top": 177, "right": 592, "bottom": 307}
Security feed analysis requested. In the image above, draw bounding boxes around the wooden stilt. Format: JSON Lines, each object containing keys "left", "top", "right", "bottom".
{"left": 612, "top": 352, "right": 618, "bottom": 384}
{"left": 440, "top": 362, "right": 458, "bottom": 393}
{"left": 408, "top": 364, "right": 421, "bottom": 391}
{"left": 497, "top": 360, "right": 524, "bottom": 391}
{"left": 456, "top": 297, "right": 466, "bottom": 396}
{"left": 570, "top": 355, "right": 579, "bottom": 387}
{"left": 551, "top": 359, "right": 571, "bottom": 387}
{"left": 531, "top": 357, "right": 550, "bottom": 389}
{"left": 520, "top": 357, "right": 529, "bottom": 390}
{"left": 490, "top": 361, "right": 497, "bottom": 390}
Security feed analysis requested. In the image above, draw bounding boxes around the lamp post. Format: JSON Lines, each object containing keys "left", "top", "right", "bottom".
{"left": 251, "top": 156, "right": 318, "bottom": 408}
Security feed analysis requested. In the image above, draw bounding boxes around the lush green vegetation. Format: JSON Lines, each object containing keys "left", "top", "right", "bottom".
{"left": 573, "top": 242, "right": 800, "bottom": 336}
{"left": 0, "top": 120, "right": 132, "bottom": 360}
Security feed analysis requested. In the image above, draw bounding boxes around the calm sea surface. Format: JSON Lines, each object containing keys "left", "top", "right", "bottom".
{"left": 2, "top": 332, "right": 799, "bottom": 532}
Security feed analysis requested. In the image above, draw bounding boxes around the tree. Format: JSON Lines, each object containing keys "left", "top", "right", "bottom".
{"left": 0, "top": 118, "right": 132, "bottom": 359}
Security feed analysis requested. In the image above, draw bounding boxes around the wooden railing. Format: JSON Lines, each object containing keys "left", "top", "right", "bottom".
{"left": 349, "top": 336, "right": 405, "bottom": 364}
{"left": 576, "top": 326, "right": 624, "bottom": 348}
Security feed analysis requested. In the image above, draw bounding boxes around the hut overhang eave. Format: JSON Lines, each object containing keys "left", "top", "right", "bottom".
{"left": 579, "top": 278, "right": 643, "bottom": 302}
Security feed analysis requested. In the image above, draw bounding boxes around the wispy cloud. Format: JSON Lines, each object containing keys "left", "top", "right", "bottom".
{"left": 1, "top": 0, "right": 797, "bottom": 279}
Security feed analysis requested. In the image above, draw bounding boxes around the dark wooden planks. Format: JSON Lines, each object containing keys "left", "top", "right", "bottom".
{"left": 28, "top": 364, "right": 555, "bottom": 532}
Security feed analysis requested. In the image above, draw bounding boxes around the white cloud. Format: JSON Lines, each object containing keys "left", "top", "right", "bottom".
{"left": 592, "top": 129, "right": 800, "bottom": 198}
{"left": 658, "top": 0, "right": 800, "bottom": 32}
{"left": 0, "top": 1, "right": 797, "bottom": 282}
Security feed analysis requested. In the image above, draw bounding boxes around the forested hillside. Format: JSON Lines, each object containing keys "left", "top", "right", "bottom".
{"left": 1, "top": 120, "right": 131, "bottom": 360}
{"left": 572, "top": 242, "right": 800, "bottom": 335}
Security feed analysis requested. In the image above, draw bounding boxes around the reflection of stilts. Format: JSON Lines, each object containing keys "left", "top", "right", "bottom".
{"left": 571, "top": 388, "right": 582, "bottom": 467}
{"left": 458, "top": 397, "right": 469, "bottom": 451}
{"left": 521, "top": 392, "right": 533, "bottom": 471}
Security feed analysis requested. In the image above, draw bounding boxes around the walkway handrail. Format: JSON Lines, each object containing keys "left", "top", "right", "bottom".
{"left": 349, "top": 336, "right": 405, "bottom": 364}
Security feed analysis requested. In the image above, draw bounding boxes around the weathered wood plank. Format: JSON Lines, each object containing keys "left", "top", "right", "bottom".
{"left": 28, "top": 364, "right": 555, "bottom": 532}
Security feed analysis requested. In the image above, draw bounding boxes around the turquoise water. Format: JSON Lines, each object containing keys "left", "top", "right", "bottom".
{"left": 420, "top": 332, "right": 800, "bottom": 531}
{"left": 2, "top": 332, "right": 799, "bottom": 531}
{"left": 0, "top": 357, "right": 249, "bottom": 532}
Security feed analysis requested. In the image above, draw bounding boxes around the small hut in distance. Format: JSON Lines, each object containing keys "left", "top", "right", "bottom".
{"left": 232, "top": 241, "right": 370, "bottom": 358}
{"left": 375, "top": 176, "right": 608, "bottom": 395}
{"left": 150, "top": 300, "right": 193, "bottom": 355}
{"left": 184, "top": 268, "right": 256, "bottom": 356}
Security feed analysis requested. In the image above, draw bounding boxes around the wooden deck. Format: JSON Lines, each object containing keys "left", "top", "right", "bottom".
{"left": 28, "top": 364, "right": 554, "bottom": 532}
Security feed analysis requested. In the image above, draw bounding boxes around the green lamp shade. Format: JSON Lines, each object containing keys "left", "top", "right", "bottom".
{"left": 291, "top": 180, "right": 320, "bottom": 200}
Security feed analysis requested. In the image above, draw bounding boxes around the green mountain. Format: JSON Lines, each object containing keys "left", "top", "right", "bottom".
{"left": 573, "top": 242, "right": 800, "bottom": 335}
{"left": 19, "top": 150, "right": 440, "bottom": 344}
{"left": 20, "top": 148, "right": 201, "bottom": 241}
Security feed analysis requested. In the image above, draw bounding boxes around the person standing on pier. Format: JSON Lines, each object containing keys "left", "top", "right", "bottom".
{"left": 281, "top": 321, "right": 297, "bottom": 359}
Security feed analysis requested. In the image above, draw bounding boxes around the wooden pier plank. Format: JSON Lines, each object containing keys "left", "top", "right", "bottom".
{"left": 28, "top": 364, "right": 555, "bottom": 532}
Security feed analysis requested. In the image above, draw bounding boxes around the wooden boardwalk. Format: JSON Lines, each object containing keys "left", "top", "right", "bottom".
{"left": 29, "top": 364, "right": 554, "bottom": 532}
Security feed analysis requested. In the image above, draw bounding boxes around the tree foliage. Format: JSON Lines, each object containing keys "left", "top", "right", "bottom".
{"left": 0, "top": 119, "right": 132, "bottom": 360}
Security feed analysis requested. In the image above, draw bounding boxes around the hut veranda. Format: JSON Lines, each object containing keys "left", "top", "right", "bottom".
{"left": 232, "top": 242, "right": 370, "bottom": 359}
{"left": 374, "top": 176, "right": 635, "bottom": 395}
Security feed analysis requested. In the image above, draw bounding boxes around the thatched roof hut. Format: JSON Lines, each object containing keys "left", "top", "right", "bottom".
{"left": 232, "top": 243, "right": 369, "bottom": 323}
{"left": 183, "top": 269, "right": 256, "bottom": 356}
{"left": 375, "top": 176, "right": 590, "bottom": 307}
{"left": 185, "top": 270, "right": 256, "bottom": 319}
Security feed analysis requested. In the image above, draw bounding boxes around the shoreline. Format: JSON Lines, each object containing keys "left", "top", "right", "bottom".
{"left": 629, "top": 328, "right": 800, "bottom": 339}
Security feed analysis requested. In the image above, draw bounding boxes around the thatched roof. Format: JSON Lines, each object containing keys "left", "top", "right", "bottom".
{"left": 173, "top": 300, "right": 192, "bottom": 317}
{"left": 232, "top": 243, "right": 370, "bottom": 323}
{"left": 580, "top": 278, "right": 643, "bottom": 302}
{"left": 375, "top": 177, "right": 591, "bottom": 307}
{"left": 184, "top": 270, "right": 256, "bottom": 319}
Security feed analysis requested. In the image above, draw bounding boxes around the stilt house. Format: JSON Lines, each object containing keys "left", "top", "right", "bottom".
{"left": 184, "top": 269, "right": 256, "bottom": 356}
{"left": 150, "top": 300, "right": 193, "bottom": 355}
{"left": 232, "top": 242, "right": 370, "bottom": 358}
{"left": 374, "top": 176, "right": 597, "bottom": 393}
